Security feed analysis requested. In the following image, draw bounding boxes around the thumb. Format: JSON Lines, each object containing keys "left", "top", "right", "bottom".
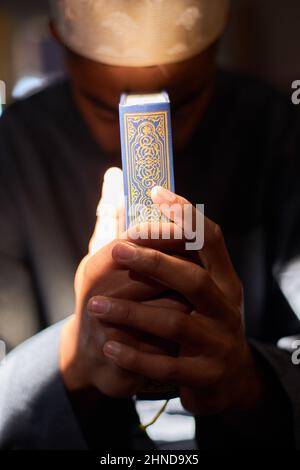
{"left": 89, "top": 167, "right": 125, "bottom": 255}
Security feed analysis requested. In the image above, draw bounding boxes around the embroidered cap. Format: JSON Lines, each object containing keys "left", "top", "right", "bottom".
{"left": 50, "top": 0, "right": 230, "bottom": 66}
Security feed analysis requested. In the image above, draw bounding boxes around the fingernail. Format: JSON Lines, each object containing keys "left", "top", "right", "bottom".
{"left": 113, "top": 242, "right": 137, "bottom": 261}
{"left": 89, "top": 298, "right": 111, "bottom": 314}
{"left": 103, "top": 341, "right": 122, "bottom": 357}
{"left": 151, "top": 186, "right": 176, "bottom": 204}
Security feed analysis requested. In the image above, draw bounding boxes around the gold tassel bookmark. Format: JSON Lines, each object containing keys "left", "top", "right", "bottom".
{"left": 139, "top": 400, "right": 169, "bottom": 432}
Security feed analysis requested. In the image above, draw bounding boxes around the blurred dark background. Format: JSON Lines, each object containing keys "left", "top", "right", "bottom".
{"left": 0, "top": 0, "right": 299, "bottom": 108}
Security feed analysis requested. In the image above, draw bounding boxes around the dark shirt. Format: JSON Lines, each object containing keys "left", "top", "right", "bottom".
{"left": 0, "top": 70, "right": 300, "bottom": 448}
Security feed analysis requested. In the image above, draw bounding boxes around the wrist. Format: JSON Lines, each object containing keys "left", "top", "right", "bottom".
{"left": 59, "top": 315, "right": 91, "bottom": 392}
{"left": 225, "top": 342, "right": 263, "bottom": 415}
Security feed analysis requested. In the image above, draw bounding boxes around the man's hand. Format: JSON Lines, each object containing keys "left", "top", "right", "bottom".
{"left": 87, "top": 187, "right": 262, "bottom": 415}
{"left": 60, "top": 172, "right": 188, "bottom": 398}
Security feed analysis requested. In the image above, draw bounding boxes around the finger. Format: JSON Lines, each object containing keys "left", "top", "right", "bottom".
{"left": 98, "top": 322, "right": 178, "bottom": 357}
{"left": 88, "top": 304, "right": 178, "bottom": 358}
{"left": 111, "top": 242, "right": 233, "bottom": 316}
{"left": 103, "top": 340, "right": 181, "bottom": 383}
{"left": 88, "top": 296, "right": 206, "bottom": 346}
{"left": 142, "top": 292, "right": 192, "bottom": 314}
{"left": 151, "top": 186, "right": 241, "bottom": 302}
{"left": 89, "top": 167, "right": 125, "bottom": 255}
{"left": 124, "top": 221, "right": 186, "bottom": 253}
{"left": 103, "top": 341, "right": 218, "bottom": 388}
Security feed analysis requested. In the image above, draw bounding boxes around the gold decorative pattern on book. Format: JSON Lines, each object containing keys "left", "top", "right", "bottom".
{"left": 124, "top": 111, "right": 171, "bottom": 226}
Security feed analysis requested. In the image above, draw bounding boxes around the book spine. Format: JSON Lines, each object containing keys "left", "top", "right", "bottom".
{"left": 119, "top": 98, "right": 175, "bottom": 229}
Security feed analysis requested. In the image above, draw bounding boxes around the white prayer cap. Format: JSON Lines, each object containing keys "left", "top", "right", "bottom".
{"left": 50, "top": 0, "right": 230, "bottom": 67}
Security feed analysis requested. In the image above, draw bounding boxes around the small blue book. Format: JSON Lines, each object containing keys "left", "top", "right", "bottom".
{"left": 119, "top": 92, "right": 175, "bottom": 229}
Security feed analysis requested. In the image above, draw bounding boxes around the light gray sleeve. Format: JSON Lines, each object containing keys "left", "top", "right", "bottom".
{"left": 0, "top": 319, "right": 87, "bottom": 449}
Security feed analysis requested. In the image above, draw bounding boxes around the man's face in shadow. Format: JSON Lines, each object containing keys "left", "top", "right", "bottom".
{"left": 51, "top": 22, "right": 218, "bottom": 158}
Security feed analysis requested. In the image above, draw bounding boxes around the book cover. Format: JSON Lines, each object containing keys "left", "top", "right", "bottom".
{"left": 119, "top": 92, "right": 175, "bottom": 229}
